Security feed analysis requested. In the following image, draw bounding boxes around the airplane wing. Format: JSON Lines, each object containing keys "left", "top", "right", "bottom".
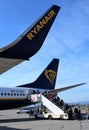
{"left": 0, "top": 58, "right": 24, "bottom": 74}
{"left": 49, "top": 83, "right": 86, "bottom": 95}
{"left": 0, "top": 5, "right": 60, "bottom": 74}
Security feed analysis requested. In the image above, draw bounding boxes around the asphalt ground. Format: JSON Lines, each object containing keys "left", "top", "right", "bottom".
{"left": 0, "top": 110, "right": 89, "bottom": 130}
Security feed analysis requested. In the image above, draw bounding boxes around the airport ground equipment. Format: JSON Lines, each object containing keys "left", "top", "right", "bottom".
{"left": 30, "top": 94, "right": 68, "bottom": 119}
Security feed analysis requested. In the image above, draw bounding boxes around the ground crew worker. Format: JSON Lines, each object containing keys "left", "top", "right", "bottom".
{"left": 86, "top": 106, "right": 89, "bottom": 120}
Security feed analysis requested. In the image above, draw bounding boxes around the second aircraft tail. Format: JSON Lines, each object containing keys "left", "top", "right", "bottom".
{"left": 17, "top": 58, "right": 59, "bottom": 90}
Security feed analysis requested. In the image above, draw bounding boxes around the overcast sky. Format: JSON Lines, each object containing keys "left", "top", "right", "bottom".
{"left": 0, "top": 0, "right": 89, "bottom": 103}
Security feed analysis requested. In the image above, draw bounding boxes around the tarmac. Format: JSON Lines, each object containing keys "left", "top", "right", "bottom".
{"left": 0, "top": 109, "right": 89, "bottom": 130}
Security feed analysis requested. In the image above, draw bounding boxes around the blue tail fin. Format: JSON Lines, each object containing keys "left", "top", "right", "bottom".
{"left": 17, "top": 58, "right": 59, "bottom": 90}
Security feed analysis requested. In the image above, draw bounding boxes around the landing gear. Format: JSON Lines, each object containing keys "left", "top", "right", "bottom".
{"left": 48, "top": 115, "right": 52, "bottom": 120}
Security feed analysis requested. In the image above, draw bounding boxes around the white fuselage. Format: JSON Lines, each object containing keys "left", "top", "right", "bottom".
{"left": 0, "top": 87, "right": 34, "bottom": 110}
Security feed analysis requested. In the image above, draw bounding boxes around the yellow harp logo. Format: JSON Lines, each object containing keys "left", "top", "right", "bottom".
{"left": 45, "top": 69, "right": 56, "bottom": 84}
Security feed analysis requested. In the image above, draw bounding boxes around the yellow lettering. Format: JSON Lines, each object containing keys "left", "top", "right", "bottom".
{"left": 50, "top": 10, "right": 56, "bottom": 17}
{"left": 31, "top": 27, "right": 37, "bottom": 34}
{"left": 47, "top": 13, "right": 52, "bottom": 19}
{"left": 40, "top": 19, "right": 46, "bottom": 27}
{"left": 27, "top": 32, "right": 34, "bottom": 40}
{"left": 26, "top": 9, "right": 56, "bottom": 40}
{"left": 44, "top": 16, "right": 50, "bottom": 23}
{"left": 36, "top": 24, "right": 42, "bottom": 32}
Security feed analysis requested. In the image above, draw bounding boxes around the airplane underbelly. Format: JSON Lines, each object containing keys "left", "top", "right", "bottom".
{"left": 0, "top": 99, "right": 31, "bottom": 110}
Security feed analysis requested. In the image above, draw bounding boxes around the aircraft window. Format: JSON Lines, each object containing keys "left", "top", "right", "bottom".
{"left": 17, "top": 93, "right": 19, "bottom": 96}
{"left": 1, "top": 93, "right": 3, "bottom": 96}
{"left": 23, "top": 108, "right": 28, "bottom": 110}
{"left": 11, "top": 93, "right": 13, "bottom": 96}
{"left": 14, "top": 93, "right": 16, "bottom": 96}
{"left": 8, "top": 93, "right": 10, "bottom": 96}
{"left": 4, "top": 93, "right": 6, "bottom": 96}
{"left": 20, "top": 93, "right": 22, "bottom": 96}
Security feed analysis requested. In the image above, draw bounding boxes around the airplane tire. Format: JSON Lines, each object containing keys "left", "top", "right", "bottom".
{"left": 48, "top": 115, "right": 52, "bottom": 120}
{"left": 35, "top": 115, "right": 38, "bottom": 119}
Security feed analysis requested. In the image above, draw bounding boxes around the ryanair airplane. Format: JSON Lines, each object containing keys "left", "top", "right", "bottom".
{"left": 0, "top": 58, "right": 85, "bottom": 110}
{"left": 0, "top": 58, "right": 59, "bottom": 110}
{"left": 0, "top": 5, "right": 60, "bottom": 74}
{"left": 0, "top": 5, "right": 86, "bottom": 111}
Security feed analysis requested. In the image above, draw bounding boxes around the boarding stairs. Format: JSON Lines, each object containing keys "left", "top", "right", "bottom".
{"left": 31, "top": 94, "right": 68, "bottom": 118}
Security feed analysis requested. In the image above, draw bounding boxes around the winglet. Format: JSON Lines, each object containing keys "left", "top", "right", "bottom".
{"left": 0, "top": 5, "right": 60, "bottom": 60}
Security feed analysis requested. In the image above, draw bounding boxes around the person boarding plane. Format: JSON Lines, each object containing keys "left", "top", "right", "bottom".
{"left": 0, "top": 58, "right": 85, "bottom": 110}
{"left": 0, "top": 5, "right": 60, "bottom": 74}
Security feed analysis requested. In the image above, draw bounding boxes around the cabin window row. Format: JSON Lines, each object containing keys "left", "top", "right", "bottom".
{"left": 0, "top": 93, "right": 25, "bottom": 96}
